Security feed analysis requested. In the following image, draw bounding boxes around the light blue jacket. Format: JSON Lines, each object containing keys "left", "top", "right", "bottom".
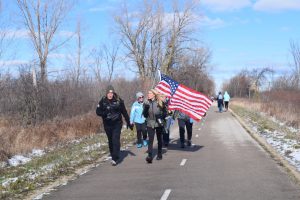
{"left": 130, "top": 101, "right": 146, "bottom": 124}
{"left": 224, "top": 92, "right": 230, "bottom": 102}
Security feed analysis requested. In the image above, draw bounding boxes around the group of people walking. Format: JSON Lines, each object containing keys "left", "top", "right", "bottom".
{"left": 96, "top": 85, "right": 194, "bottom": 166}
{"left": 217, "top": 91, "right": 231, "bottom": 112}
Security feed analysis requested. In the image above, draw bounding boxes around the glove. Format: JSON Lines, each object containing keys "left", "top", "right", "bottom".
{"left": 144, "top": 104, "right": 150, "bottom": 110}
{"left": 127, "top": 123, "right": 134, "bottom": 130}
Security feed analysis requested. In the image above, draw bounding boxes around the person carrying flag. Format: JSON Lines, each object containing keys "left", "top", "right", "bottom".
{"left": 143, "top": 89, "right": 167, "bottom": 163}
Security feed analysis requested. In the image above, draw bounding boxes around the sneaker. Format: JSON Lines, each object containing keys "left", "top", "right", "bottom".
{"left": 111, "top": 160, "right": 117, "bottom": 166}
{"left": 156, "top": 154, "right": 162, "bottom": 160}
{"left": 137, "top": 143, "right": 143, "bottom": 148}
{"left": 143, "top": 140, "right": 148, "bottom": 147}
{"left": 145, "top": 156, "right": 152, "bottom": 163}
{"left": 187, "top": 140, "right": 192, "bottom": 147}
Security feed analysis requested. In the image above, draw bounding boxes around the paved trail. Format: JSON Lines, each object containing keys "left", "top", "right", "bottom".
{"left": 43, "top": 105, "right": 300, "bottom": 200}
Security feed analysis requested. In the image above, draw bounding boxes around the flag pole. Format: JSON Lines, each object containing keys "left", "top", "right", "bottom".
{"left": 151, "top": 68, "right": 161, "bottom": 88}
{"left": 158, "top": 69, "right": 161, "bottom": 81}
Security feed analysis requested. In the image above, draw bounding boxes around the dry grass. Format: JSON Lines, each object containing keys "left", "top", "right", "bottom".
{"left": 231, "top": 93, "right": 300, "bottom": 129}
{"left": 0, "top": 112, "right": 103, "bottom": 161}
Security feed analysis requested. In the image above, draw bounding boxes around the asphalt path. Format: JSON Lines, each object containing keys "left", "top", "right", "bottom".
{"left": 42, "top": 104, "right": 300, "bottom": 200}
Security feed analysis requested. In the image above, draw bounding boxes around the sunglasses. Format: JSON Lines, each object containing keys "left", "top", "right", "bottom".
{"left": 138, "top": 96, "right": 144, "bottom": 99}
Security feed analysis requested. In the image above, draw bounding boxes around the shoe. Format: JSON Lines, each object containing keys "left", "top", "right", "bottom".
{"left": 146, "top": 156, "right": 153, "bottom": 163}
{"left": 111, "top": 160, "right": 117, "bottom": 166}
{"left": 143, "top": 140, "right": 148, "bottom": 147}
{"left": 156, "top": 154, "right": 162, "bottom": 160}
{"left": 164, "top": 143, "right": 169, "bottom": 147}
{"left": 137, "top": 143, "right": 143, "bottom": 148}
{"left": 187, "top": 140, "right": 192, "bottom": 147}
{"left": 180, "top": 143, "right": 185, "bottom": 148}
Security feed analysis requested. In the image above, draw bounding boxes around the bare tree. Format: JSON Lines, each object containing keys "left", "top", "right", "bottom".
{"left": 89, "top": 48, "right": 102, "bottom": 84}
{"left": 16, "top": 0, "right": 74, "bottom": 84}
{"left": 65, "top": 19, "right": 84, "bottom": 88}
{"left": 223, "top": 70, "right": 251, "bottom": 98}
{"left": 102, "top": 43, "right": 119, "bottom": 83}
{"left": 88, "top": 42, "right": 119, "bottom": 84}
{"left": 74, "top": 19, "right": 82, "bottom": 87}
{"left": 172, "top": 47, "right": 213, "bottom": 94}
{"left": 290, "top": 40, "right": 300, "bottom": 89}
{"left": 249, "top": 67, "right": 274, "bottom": 92}
{"left": 114, "top": 0, "right": 200, "bottom": 82}
{"left": 0, "top": 2, "right": 9, "bottom": 67}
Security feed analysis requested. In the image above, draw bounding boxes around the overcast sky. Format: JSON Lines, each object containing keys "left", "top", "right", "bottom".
{"left": 1, "top": 0, "right": 300, "bottom": 92}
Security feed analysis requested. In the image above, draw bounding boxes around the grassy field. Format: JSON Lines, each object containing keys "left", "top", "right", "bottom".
{"left": 0, "top": 128, "right": 135, "bottom": 199}
{"left": 230, "top": 99, "right": 299, "bottom": 142}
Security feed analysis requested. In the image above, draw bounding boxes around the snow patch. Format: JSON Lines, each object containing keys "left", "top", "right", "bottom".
{"left": 8, "top": 155, "right": 31, "bottom": 166}
{"left": 30, "top": 149, "right": 45, "bottom": 157}
{"left": 83, "top": 143, "right": 101, "bottom": 152}
{"left": 2, "top": 177, "right": 18, "bottom": 187}
{"left": 246, "top": 116, "right": 300, "bottom": 171}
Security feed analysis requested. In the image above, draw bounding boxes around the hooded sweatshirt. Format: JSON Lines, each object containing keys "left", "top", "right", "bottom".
{"left": 223, "top": 92, "right": 230, "bottom": 102}
{"left": 130, "top": 101, "right": 146, "bottom": 124}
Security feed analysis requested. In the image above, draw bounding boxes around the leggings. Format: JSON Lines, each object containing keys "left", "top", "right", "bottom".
{"left": 135, "top": 122, "right": 147, "bottom": 144}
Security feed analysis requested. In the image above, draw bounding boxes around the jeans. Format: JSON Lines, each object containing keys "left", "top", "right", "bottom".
{"left": 178, "top": 118, "right": 193, "bottom": 144}
{"left": 218, "top": 100, "right": 223, "bottom": 112}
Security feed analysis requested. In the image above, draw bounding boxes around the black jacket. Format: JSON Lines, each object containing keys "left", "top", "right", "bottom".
{"left": 96, "top": 96, "right": 130, "bottom": 126}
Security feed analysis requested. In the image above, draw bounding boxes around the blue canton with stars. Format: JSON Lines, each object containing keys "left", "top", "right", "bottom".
{"left": 161, "top": 74, "right": 179, "bottom": 96}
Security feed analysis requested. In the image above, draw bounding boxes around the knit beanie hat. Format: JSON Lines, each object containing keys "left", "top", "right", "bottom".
{"left": 106, "top": 85, "right": 115, "bottom": 94}
{"left": 136, "top": 92, "right": 144, "bottom": 99}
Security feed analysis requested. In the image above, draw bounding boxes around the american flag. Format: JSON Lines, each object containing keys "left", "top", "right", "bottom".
{"left": 155, "top": 74, "right": 212, "bottom": 121}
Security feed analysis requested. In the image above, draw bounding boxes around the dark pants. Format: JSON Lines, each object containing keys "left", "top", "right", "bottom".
{"left": 162, "top": 128, "right": 169, "bottom": 145}
{"left": 104, "top": 122, "right": 122, "bottom": 162}
{"left": 178, "top": 119, "right": 193, "bottom": 144}
{"left": 147, "top": 126, "right": 163, "bottom": 157}
{"left": 224, "top": 101, "right": 229, "bottom": 110}
{"left": 135, "top": 122, "right": 147, "bottom": 144}
{"left": 218, "top": 100, "right": 223, "bottom": 112}
{"left": 163, "top": 117, "right": 173, "bottom": 145}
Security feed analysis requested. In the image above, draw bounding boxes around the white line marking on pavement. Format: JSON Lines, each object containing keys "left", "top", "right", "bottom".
{"left": 161, "top": 189, "right": 171, "bottom": 200}
{"left": 180, "top": 159, "right": 187, "bottom": 166}
{"left": 196, "top": 134, "right": 199, "bottom": 138}
{"left": 198, "top": 128, "right": 201, "bottom": 130}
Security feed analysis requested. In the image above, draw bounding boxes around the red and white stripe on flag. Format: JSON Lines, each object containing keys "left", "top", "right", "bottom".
{"left": 155, "top": 80, "right": 172, "bottom": 98}
{"left": 168, "top": 84, "right": 212, "bottom": 121}
{"left": 155, "top": 79, "right": 212, "bottom": 122}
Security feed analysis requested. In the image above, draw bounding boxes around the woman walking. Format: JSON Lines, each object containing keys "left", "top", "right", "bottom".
{"left": 130, "top": 92, "right": 148, "bottom": 148}
{"left": 217, "top": 92, "right": 224, "bottom": 113}
{"left": 143, "top": 89, "right": 167, "bottom": 163}
{"left": 96, "top": 85, "right": 133, "bottom": 166}
{"left": 223, "top": 91, "right": 230, "bottom": 111}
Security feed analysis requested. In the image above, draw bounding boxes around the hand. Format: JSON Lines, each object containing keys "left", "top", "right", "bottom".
{"left": 127, "top": 124, "right": 134, "bottom": 130}
{"left": 144, "top": 104, "right": 150, "bottom": 111}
